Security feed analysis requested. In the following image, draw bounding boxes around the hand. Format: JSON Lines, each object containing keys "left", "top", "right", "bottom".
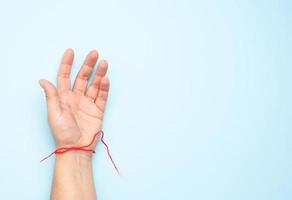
{"left": 39, "top": 48, "right": 110, "bottom": 149}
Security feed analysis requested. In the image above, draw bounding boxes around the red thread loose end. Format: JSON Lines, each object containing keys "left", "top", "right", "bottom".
{"left": 100, "top": 131, "right": 120, "bottom": 175}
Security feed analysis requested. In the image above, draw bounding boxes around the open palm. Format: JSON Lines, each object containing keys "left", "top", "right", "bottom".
{"left": 39, "top": 49, "right": 109, "bottom": 149}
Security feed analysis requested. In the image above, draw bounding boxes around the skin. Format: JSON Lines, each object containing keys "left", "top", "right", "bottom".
{"left": 39, "top": 48, "right": 110, "bottom": 200}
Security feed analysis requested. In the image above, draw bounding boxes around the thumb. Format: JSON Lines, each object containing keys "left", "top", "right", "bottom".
{"left": 39, "top": 79, "right": 58, "bottom": 101}
{"left": 39, "top": 79, "right": 61, "bottom": 116}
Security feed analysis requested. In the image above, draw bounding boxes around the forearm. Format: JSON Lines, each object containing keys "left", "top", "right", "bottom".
{"left": 51, "top": 151, "right": 96, "bottom": 200}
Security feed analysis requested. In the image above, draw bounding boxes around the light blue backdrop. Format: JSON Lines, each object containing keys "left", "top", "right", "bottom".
{"left": 0, "top": 0, "right": 291, "bottom": 199}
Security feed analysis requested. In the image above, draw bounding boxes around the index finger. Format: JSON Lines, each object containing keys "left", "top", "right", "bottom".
{"left": 57, "top": 48, "right": 74, "bottom": 93}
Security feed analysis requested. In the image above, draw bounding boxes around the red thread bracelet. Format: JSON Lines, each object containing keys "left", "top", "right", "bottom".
{"left": 41, "top": 130, "right": 119, "bottom": 175}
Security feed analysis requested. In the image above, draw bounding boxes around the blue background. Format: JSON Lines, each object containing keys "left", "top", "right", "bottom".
{"left": 0, "top": 0, "right": 291, "bottom": 199}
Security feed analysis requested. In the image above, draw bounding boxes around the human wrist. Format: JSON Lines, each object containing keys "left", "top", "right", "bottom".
{"left": 53, "top": 148, "right": 96, "bottom": 199}
{"left": 55, "top": 150, "right": 93, "bottom": 164}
